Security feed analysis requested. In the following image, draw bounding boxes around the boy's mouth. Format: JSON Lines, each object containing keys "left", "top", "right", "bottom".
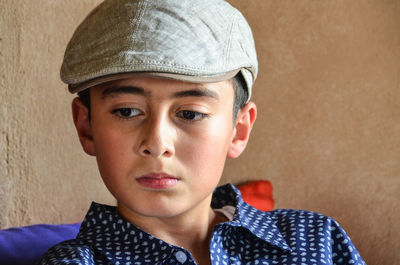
{"left": 136, "top": 173, "right": 179, "bottom": 189}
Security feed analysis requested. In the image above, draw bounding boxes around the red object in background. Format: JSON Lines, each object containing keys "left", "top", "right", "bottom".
{"left": 238, "top": 180, "right": 274, "bottom": 211}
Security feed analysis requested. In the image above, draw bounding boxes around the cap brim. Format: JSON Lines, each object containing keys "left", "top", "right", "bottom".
{"left": 68, "top": 70, "right": 240, "bottom": 93}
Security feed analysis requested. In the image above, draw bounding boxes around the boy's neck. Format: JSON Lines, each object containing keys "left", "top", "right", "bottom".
{"left": 156, "top": 208, "right": 226, "bottom": 265}
{"left": 117, "top": 197, "right": 227, "bottom": 264}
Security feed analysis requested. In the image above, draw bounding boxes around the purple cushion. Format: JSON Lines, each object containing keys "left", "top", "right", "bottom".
{"left": 0, "top": 223, "right": 81, "bottom": 265}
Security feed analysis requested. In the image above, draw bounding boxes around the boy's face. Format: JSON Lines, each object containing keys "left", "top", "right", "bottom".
{"left": 72, "top": 76, "right": 256, "bottom": 221}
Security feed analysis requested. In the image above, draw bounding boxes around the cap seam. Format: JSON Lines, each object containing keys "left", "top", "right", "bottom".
{"left": 224, "top": 12, "right": 238, "bottom": 70}
{"left": 63, "top": 63, "right": 252, "bottom": 84}
{"left": 63, "top": 60, "right": 252, "bottom": 80}
{"left": 130, "top": 0, "right": 148, "bottom": 49}
{"left": 64, "top": 57, "right": 245, "bottom": 71}
{"left": 66, "top": 61, "right": 245, "bottom": 71}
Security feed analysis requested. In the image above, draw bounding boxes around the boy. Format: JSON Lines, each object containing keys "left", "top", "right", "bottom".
{"left": 39, "top": 0, "right": 365, "bottom": 264}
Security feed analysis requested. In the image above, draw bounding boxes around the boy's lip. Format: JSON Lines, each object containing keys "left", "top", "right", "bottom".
{"left": 136, "top": 172, "right": 180, "bottom": 189}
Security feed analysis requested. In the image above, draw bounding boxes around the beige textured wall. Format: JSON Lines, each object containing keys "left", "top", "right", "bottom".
{"left": 0, "top": 1, "right": 399, "bottom": 264}
{"left": 0, "top": 0, "right": 114, "bottom": 227}
{"left": 222, "top": 1, "right": 400, "bottom": 265}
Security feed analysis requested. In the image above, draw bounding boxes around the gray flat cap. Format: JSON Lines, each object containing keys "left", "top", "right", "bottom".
{"left": 61, "top": 0, "right": 258, "bottom": 101}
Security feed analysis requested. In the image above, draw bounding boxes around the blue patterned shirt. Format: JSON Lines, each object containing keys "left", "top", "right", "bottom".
{"left": 39, "top": 184, "right": 365, "bottom": 264}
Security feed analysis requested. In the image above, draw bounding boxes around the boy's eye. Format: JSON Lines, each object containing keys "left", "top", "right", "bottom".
{"left": 112, "top": 108, "right": 142, "bottom": 118}
{"left": 177, "top": 110, "right": 208, "bottom": 121}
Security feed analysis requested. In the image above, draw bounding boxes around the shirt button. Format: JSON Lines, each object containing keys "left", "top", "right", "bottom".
{"left": 175, "top": 250, "right": 187, "bottom": 263}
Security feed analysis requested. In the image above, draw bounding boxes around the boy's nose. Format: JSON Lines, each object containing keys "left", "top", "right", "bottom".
{"left": 138, "top": 115, "right": 175, "bottom": 158}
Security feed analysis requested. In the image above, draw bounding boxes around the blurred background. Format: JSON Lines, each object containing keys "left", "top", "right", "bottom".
{"left": 1, "top": 1, "right": 399, "bottom": 264}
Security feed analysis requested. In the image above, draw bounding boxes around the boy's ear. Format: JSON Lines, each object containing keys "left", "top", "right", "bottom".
{"left": 227, "top": 102, "right": 257, "bottom": 159}
{"left": 71, "top": 97, "right": 96, "bottom": 156}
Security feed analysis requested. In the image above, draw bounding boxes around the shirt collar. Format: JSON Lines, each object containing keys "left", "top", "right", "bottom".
{"left": 212, "top": 183, "right": 291, "bottom": 252}
{"left": 77, "top": 183, "right": 290, "bottom": 263}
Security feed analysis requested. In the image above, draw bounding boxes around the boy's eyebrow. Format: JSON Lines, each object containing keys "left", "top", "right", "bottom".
{"left": 101, "top": 86, "right": 148, "bottom": 98}
{"left": 171, "top": 87, "right": 219, "bottom": 100}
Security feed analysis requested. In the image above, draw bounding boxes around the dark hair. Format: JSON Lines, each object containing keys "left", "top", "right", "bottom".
{"left": 232, "top": 73, "right": 249, "bottom": 122}
{"left": 78, "top": 74, "right": 248, "bottom": 122}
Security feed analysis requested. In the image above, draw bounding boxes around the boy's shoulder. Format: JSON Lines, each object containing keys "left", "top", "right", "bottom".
{"left": 215, "top": 184, "right": 365, "bottom": 264}
{"left": 262, "top": 208, "right": 365, "bottom": 262}
{"left": 37, "top": 239, "right": 96, "bottom": 264}
{"left": 259, "top": 207, "right": 344, "bottom": 242}
{"left": 263, "top": 207, "right": 335, "bottom": 225}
